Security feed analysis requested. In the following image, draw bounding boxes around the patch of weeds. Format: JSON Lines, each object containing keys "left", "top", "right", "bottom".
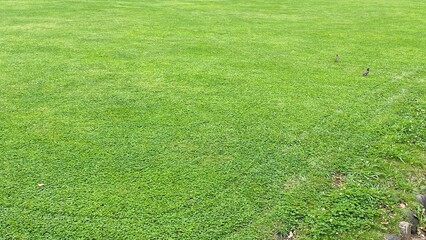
{"left": 331, "top": 173, "right": 345, "bottom": 188}
{"left": 304, "top": 187, "right": 385, "bottom": 239}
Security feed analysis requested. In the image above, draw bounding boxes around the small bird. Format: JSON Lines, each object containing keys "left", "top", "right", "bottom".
{"left": 416, "top": 194, "right": 426, "bottom": 209}
{"left": 407, "top": 210, "right": 419, "bottom": 234}
{"left": 335, "top": 54, "right": 340, "bottom": 62}
{"left": 362, "top": 68, "right": 369, "bottom": 76}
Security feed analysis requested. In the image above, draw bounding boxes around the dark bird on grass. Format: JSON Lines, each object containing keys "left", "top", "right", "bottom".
{"left": 362, "top": 68, "right": 369, "bottom": 76}
{"left": 407, "top": 210, "right": 419, "bottom": 234}
{"left": 416, "top": 194, "right": 426, "bottom": 210}
{"left": 335, "top": 54, "right": 340, "bottom": 62}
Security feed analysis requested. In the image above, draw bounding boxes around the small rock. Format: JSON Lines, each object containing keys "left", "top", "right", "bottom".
{"left": 385, "top": 234, "right": 400, "bottom": 240}
{"left": 399, "top": 221, "right": 412, "bottom": 240}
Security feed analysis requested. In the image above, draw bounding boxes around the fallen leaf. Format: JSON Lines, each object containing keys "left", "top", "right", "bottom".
{"left": 399, "top": 202, "right": 407, "bottom": 208}
{"left": 37, "top": 183, "right": 45, "bottom": 187}
{"left": 287, "top": 231, "right": 294, "bottom": 240}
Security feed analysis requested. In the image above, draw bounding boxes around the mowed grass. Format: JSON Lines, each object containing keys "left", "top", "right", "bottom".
{"left": 1, "top": 0, "right": 425, "bottom": 239}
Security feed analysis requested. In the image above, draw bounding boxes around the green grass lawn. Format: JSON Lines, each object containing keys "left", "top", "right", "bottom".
{"left": 1, "top": 0, "right": 425, "bottom": 239}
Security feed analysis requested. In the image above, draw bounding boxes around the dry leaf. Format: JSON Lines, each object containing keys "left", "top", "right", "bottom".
{"left": 287, "top": 231, "right": 294, "bottom": 240}
{"left": 399, "top": 202, "right": 407, "bottom": 208}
